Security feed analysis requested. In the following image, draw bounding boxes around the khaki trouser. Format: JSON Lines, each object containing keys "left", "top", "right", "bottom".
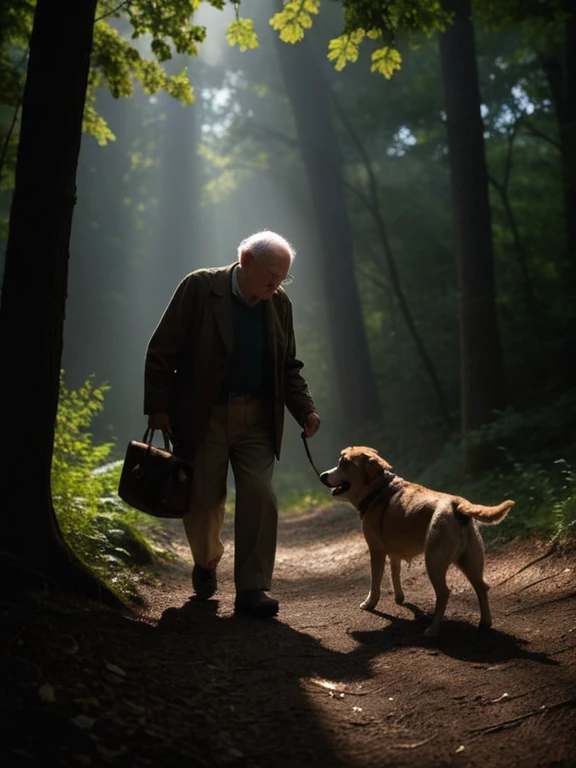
{"left": 182, "top": 397, "right": 278, "bottom": 592}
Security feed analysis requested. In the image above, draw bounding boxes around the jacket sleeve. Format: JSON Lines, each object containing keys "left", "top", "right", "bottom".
{"left": 282, "top": 295, "right": 317, "bottom": 425}
{"left": 144, "top": 275, "right": 197, "bottom": 414}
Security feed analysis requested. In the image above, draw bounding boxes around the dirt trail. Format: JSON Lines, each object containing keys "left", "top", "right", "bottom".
{"left": 2, "top": 504, "right": 576, "bottom": 767}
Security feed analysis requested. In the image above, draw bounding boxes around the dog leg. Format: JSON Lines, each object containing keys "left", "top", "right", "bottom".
{"left": 389, "top": 556, "right": 404, "bottom": 604}
{"left": 458, "top": 540, "right": 492, "bottom": 628}
{"left": 424, "top": 551, "right": 451, "bottom": 638}
{"left": 361, "top": 547, "right": 386, "bottom": 611}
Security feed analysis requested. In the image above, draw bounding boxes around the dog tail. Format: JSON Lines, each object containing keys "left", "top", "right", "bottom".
{"left": 455, "top": 498, "right": 515, "bottom": 524}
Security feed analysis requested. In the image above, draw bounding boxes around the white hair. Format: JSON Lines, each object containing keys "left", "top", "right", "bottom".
{"left": 237, "top": 230, "right": 296, "bottom": 263}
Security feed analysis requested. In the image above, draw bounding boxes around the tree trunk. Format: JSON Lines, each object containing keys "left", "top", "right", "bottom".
{"left": 272, "top": 23, "right": 381, "bottom": 432}
{"left": 0, "top": 0, "right": 122, "bottom": 606}
{"left": 540, "top": 10, "right": 576, "bottom": 331}
{"left": 439, "top": 0, "right": 506, "bottom": 472}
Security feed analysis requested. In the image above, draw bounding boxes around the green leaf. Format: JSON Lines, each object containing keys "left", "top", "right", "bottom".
{"left": 226, "top": 18, "right": 259, "bottom": 52}
{"left": 370, "top": 46, "right": 402, "bottom": 78}
{"left": 327, "top": 31, "right": 365, "bottom": 71}
{"left": 270, "top": 0, "right": 320, "bottom": 44}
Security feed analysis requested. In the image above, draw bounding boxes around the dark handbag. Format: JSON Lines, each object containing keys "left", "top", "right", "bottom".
{"left": 118, "top": 429, "right": 193, "bottom": 518}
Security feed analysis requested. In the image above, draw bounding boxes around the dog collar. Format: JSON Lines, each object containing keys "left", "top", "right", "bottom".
{"left": 358, "top": 473, "right": 398, "bottom": 517}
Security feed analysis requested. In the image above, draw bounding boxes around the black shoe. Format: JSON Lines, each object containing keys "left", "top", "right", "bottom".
{"left": 234, "top": 589, "right": 279, "bottom": 618}
{"left": 192, "top": 565, "right": 217, "bottom": 600}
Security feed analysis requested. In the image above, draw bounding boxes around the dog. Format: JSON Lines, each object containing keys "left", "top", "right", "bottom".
{"left": 319, "top": 447, "right": 514, "bottom": 638}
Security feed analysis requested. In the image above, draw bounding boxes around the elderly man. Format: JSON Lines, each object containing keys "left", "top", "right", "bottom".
{"left": 144, "top": 230, "right": 321, "bottom": 618}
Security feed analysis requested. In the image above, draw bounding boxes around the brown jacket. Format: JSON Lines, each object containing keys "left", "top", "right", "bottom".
{"left": 144, "top": 263, "right": 316, "bottom": 459}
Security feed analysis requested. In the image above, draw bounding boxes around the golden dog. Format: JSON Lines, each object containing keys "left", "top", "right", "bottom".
{"left": 320, "top": 447, "right": 514, "bottom": 638}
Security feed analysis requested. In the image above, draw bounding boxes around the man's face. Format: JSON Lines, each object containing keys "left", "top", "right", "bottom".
{"left": 243, "top": 246, "right": 292, "bottom": 301}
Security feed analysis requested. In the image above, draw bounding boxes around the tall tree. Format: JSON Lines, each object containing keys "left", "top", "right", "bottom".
{"left": 473, "top": 0, "right": 575, "bottom": 294}
{"left": 538, "top": 9, "right": 576, "bottom": 298}
{"left": 0, "top": 0, "right": 225, "bottom": 597}
{"left": 438, "top": 0, "right": 505, "bottom": 471}
{"left": 268, "top": 0, "right": 508, "bottom": 463}
{"left": 273, "top": 21, "right": 381, "bottom": 431}
{"left": 0, "top": 0, "right": 119, "bottom": 600}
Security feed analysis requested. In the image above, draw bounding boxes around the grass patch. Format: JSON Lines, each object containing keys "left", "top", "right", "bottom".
{"left": 273, "top": 469, "right": 329, "bottom": 515}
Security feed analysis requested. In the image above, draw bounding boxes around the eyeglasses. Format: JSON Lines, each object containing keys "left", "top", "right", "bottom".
{"left": 253, "top": 254, "right": 294, "bottom": 286}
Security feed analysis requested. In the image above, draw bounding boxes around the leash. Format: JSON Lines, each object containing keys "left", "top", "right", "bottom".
{"left": 301, "top": 432, "right": 323, "bottom": 480}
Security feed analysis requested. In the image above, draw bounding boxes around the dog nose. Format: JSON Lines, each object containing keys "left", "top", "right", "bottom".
{"left": 319, "top": 471, "right": 331, "bottom": 487}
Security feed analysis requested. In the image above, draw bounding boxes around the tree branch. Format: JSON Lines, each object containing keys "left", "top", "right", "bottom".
{"left": 469, "top": 697, "right": 576, "bottom": 736}
{"left": 488, "top": 123, "right": 541, "bottom": 337}
{"left": 356, "top": 264, "right": 393, "bottom": 300}
{"left": 95, "top": 1, "right": 131, "bottom": 23}
{"left": 328, "top": 90, "right": 453, "bottom": 433}
{"left": 517, "top": 116, "right": 561, "bottom": 152}
{"left": 0, "top": 47, "right": 28, "bottom": 183}
{"left": 503, "top": 123, "right": 517, "bottom": 190}
{"left": 0, "top": 102, "right": 21, "bottom": 183}
{"left": 492, "top": 541, "right": 557, "bottom": 588}
{"left": 248, "top": 107, "right": 453, "bottom": 431}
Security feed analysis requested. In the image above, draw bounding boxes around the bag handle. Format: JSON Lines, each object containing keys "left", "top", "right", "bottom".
{"left": 143, "top": 428, "right": 171, "bottom": 453}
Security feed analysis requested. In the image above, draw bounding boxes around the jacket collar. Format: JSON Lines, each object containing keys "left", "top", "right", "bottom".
{"left": 211, "top": 262, "right": 237, "bottom": 297}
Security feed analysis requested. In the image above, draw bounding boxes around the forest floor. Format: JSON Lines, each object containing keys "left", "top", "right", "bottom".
{"left": 2, "top": 503, "right": 576, "bottom": 768}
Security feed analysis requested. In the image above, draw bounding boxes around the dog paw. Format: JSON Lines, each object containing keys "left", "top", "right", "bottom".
{"left": 394, "top": 592, "right": 405, "bottom": 605}
{"left": 360, "top": 599, "right": 377, "bottom": 611}
{"left": 423, "top": 626, "right": 439, "bottom": 639}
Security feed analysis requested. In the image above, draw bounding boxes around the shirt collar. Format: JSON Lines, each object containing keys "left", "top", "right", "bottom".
{"left": 232, "top": 264, "right": 260, "bottom": 307}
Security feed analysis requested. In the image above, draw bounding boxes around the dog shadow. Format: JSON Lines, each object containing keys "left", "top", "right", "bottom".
{"left": 351, "top": 602, "right": 559, "bottom": 667}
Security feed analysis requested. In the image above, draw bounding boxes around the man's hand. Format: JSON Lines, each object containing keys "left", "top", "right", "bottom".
{"left": 303, "top": 411, "right": 321, "bottom": 438}
{"left": 148, "top": 412, "right": 173, "bottom": 438}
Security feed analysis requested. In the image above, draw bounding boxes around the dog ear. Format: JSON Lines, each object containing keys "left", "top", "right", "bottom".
{"left": 365, "top": 456, "right": 383, "bottom": 483}
{"left": 365, "top": 455, "right": 393, "bottom": 484}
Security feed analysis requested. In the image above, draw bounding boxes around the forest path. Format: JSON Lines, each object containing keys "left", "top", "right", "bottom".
{"left": 2, "top": 504, "right": 575, "bottom": 767}
{"left": 136, "top": 504, "right": 576, "bottom": 767}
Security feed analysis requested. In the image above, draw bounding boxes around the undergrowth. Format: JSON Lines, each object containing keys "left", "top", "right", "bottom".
{"left": 52, "top": 372, "right": 167, "bottom": 603}
{"left": 410, "top": 394, "right": 576, "bottom": 543}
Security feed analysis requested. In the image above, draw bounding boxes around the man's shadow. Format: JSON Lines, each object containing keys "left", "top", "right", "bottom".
{"left": 349, "top": 602, "right": 560, "bottom": 667}
{"left": 155, "top": 596, "right": 377, "bottom": 767}
{"left": 152, "top": 592, "right": 559, "bottom": 766}
{"left": 158, "top": 594, "right": 221, "bottom": 628}
{"left": 158, "top": 593, "right": 379, "bottom": 680}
